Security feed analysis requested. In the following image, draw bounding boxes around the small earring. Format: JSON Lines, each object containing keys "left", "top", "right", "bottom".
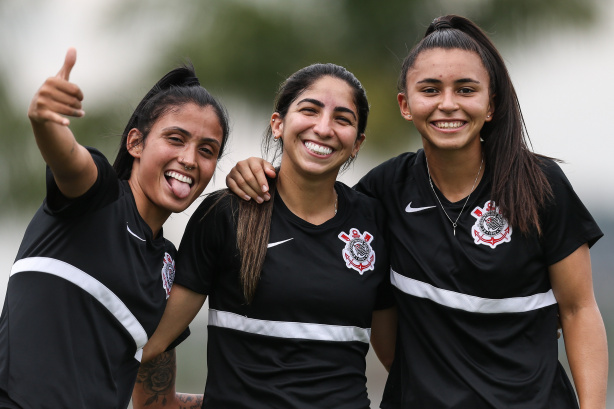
{"left": 486, "top": 114, "right": 491, "bottom": 119}
{"left": 407, "top": 114, "right": 412, "bottom": 119}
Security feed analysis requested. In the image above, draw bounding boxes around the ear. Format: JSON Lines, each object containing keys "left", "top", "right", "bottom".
{"left": 397, "top": 93, "right": 413, "bottom": 122}
{"left": 271, "top": 112, "right": 283, "bottom": 140}
{"left": 485, "top": 95, "right": 495, "bottom": 122}
{"left": 352, "top": 133, "right": 366, "bottom": 157}
{"left": 127, "top": 129, "right": 144, "bottom": 159}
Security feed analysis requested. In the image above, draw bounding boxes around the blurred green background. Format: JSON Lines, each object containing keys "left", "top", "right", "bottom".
{"left": 1, "top": 1, "right": 612, "bottom": 407}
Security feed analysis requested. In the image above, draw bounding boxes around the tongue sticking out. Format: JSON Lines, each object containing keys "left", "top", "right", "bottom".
{"left": 168, "top": 177, "right": 191, "bottom": 199}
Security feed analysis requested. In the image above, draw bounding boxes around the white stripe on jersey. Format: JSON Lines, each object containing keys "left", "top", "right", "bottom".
{"left": 209, "top": 309, "right": 371, "bottom": 343}
{"left": 390, "top": 269, "right": 557, "bottom": 313}
{"left": 11, "top": 257, "right": 148, "bottom": 361}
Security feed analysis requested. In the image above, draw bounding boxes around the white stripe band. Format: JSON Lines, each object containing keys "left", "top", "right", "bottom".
{"left": 11, "top": 257, "right": 148, "bottom": 361}
{"left": 390, "top": 269, "right": 557, "bottom": 314}
{"left": 209, "top": 309, "right": 371, "bottom": 343}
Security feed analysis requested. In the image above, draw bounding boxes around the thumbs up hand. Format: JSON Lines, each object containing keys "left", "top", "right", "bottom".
{"left": 28, "top": 48, "right": 85, "bottom": 126}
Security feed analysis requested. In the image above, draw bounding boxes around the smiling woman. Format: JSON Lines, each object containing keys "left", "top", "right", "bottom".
{"left": 0, "top": 48, "right": 229, "bottom": 409}
{"left": 132, "top": 63, "right": 396, "bottom": 409}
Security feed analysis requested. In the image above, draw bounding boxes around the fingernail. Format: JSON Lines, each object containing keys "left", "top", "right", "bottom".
{"left": 264, "top": 194, "right": 271, "bottom": 201}
{"left": 243, "top": 195, "right": 251, "bottom": 201}
{"left": 262, "top": 185, "right": 268, "bottom": 193}
{"left": 256, "top": 196, "right": 264, "bottom": 204}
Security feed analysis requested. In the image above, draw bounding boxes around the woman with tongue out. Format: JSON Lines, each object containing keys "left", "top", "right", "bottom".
{"left": 133, "top": 63, "right": 396, "bottom": 409}
{"left": 0, "top": 48, "right": 229, "bottom": 409}
{"left": 224, "top": 15, "right": 607, "bottom": 409}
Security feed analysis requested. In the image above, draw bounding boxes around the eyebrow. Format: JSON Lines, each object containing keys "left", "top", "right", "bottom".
{"left": 162, "top": 126, "right": 221, "bottom": 146}
{"left": 417, "top": 78, "right": 481, "bottom": 85}
{"left": 297, "top": 98, "right": 357, "bottom": 120}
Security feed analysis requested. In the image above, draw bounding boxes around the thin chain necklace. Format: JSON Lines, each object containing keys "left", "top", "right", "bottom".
{"left": 425, "top": 154, "right": 483, "bottom": 236}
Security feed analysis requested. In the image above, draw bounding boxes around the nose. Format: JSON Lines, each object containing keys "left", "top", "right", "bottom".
{"left": 312, "top": 114, "right": 334, "bottom": 138}
{"left": 178, "top": 149, "right": 197, "bottom": 170}
{"left": 438, "top": 89, "right": 458, "bottom": 112}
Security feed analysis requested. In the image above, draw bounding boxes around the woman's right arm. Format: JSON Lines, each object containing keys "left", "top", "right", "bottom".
{"left": 225, "top": 157, "right": 276, "bottom": 202}
{"left": 28, "top": 48, "right": 96, "bottom": 199}
{"left": 141, "top": 284, "right": 207, "bottom": 363}
{"left": 133, "top": 284, "right": 207, "bottom": 409}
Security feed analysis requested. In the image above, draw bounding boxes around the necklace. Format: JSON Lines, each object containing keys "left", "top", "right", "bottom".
{"left": 425, "top": 155, "right": 483, "bottom": 236}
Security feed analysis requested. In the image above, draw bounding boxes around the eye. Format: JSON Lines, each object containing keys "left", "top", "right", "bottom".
{"left": 199, "top": 145, "right": 218, "bottom": 158}
{"left": 167, "top": 135, "right": 183, "bottom": 143}
{"left": 421, "top": 87, "right": 439, "bottom": 94}
{"left": 458, "top": 87, "right": 475, "bottom": 95}
{"left": 336, "top": 115, "right": 354, "bottom": 126}
{"left": 300, "top": 107, "right": 317, "bottom": 115}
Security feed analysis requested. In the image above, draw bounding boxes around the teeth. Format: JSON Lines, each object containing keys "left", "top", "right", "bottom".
{"left": 434, "top": 121, "right": 464, "bottom": 129}
{"left": 165, "top": 171, "right": 193, "bottom": 185}
{"left": 305, "top": 141, "right": 333, "bottom": 155}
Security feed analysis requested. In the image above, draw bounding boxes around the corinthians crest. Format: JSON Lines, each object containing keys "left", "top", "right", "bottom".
{"left": 471, "top": 201, "right": 512, "bottom": 249}
{"left": 338, "top": 229, "right": 376, "bottom": 274}
{"left": 161, "top": 252, "right": 176, "bottom": 299}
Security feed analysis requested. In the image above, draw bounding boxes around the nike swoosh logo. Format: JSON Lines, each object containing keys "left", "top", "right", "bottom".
{"left": 405, "top": 202, "right": 436, "bottom": 213}
{"left": 267, "top": 238, "right": 294, "bottom": 248}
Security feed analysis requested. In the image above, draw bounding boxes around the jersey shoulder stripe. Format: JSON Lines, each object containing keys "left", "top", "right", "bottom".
{"left": 391, "top": 269, "right": 557, "bottom": 314}
{"left": 11, "top": 257, "right": 148, "bottom": 360}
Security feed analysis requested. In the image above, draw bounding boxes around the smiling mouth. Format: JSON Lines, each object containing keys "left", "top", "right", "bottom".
{"left": 432, "top": 121, "right": 466, "bottom": 129}
{"left": 165, "top": 171, "right": 194, "bottom": 199}
{"left": 304, "top": 141, "right": 333, "bottom": 155}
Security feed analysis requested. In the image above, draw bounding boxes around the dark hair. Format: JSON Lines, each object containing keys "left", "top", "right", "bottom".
{"left": 262, "top": 63, "right": 369, "bottom": 171}
{"left": 399, "top": 15, "right": 553, "bottom": 234}
{"left": 113, "top": 63, "right": 229, "bottom": 179}
{"left": 237, "top": 63, "right": 369, "bottom": 303}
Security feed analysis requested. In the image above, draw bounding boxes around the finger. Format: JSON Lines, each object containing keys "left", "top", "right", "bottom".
{"left": 244, "top": 158, "right": 273, "bottom": 196}
{"left": 225, "top": 175, "right": 253, "bottom": 202}
{"left": 57, "top": 47, "right": 77, "bottom": 81}
{"left": 226, "top": 172, "right": 264, "bottom": 202}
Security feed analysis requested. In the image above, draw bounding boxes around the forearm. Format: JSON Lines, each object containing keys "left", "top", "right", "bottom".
{"left": 133, "top": 350, "right": 203, "bottom": 409}
{"left": 560, "top": 304, "right": 608, "bottom": 409}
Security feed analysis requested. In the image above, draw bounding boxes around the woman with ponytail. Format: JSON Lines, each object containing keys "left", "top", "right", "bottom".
{"left": 0, "top": 48, "right": 229, "bottom": 409}
{"left": 228, "top": 15, "right": 607, "bottom": 409}
{"left": 135, "top": 63, "right": 396, "bottom": 409}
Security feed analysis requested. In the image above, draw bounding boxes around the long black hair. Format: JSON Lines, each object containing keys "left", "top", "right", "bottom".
{"left": 113, "top": 64, "right": 229, "bottom": 179}
{"left": 238, "top": 63, "right": 369, "bottom": 303}
{"left": 399, "top": 15, "right": 553, "bottom": 234}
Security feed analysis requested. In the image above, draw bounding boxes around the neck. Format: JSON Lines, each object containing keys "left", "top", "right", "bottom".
{"left": 276, "top": 167, "right": 338, "bottom": 225}
{"left": 424, "top": 145, "right": 484, "bottom": 203}
{"left": 128, "top": 179, "right": 169, "bottom": 238}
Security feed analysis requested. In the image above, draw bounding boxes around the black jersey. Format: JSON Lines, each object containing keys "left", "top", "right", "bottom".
{"left": 0, "top": 148, "right": 180, "bottom": 409}
{"left": 355, "top": 150, "right": 603, "bottom": 409}
{"left": 175, "top": 182, "right": 393, "bottom": 409}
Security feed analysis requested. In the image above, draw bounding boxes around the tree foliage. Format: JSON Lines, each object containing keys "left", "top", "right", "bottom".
{"left": 0, "top": 0, "right": 598, "bottom": 211}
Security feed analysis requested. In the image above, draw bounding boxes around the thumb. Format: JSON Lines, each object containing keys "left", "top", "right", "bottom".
{"left": 57, "top": 47, "right": 77, "bottom": 80}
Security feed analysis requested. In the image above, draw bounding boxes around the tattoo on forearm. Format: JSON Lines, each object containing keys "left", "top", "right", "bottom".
{"left": 177, "top": 393, "right": 203, "bottom": 409}
{"left": 136, "top": 350, "right": 176, "bottom": 406}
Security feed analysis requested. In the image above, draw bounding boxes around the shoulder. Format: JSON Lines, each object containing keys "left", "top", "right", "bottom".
{"left": 355, "top": 151, "right": 419, "bottom": 197}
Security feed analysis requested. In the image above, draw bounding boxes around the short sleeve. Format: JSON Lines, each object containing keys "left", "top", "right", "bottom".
{"left": 540, "top": 160, "right": 603, "bottom": 266}
{"left": 175, "top": 191, "right": 237, "bottom": 295}
{"left": 44, "top": 147, "right": 119, "bottom": 216}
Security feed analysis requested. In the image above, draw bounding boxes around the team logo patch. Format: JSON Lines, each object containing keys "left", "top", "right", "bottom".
{"left": 471, "top": 201, "right": 512, "bottom": 249}
{"left": 338, "top": 229, "right": 376, "bottom": 274}
{"left": 161, "top": 252, "right": 175, "bottom": 299}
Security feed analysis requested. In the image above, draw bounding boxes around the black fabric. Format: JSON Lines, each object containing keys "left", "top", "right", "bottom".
{"left": 176, "top": 183, "right": 393, "bottom": 409}
{"left": 0, "top": 148, "right": 183, "bottom": 409}
{"left": 355, "top": 150, "right": 601, "bottom": 409}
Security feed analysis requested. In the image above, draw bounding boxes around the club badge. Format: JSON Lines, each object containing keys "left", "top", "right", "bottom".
{"left": 338, "top": 229, "right": 376, "bottom": 274}
{"left": 471, "top": 201, "right": 512, "bottom": 249}
{"left": 161, "top": 252, "right": 176, "bottom": 299}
